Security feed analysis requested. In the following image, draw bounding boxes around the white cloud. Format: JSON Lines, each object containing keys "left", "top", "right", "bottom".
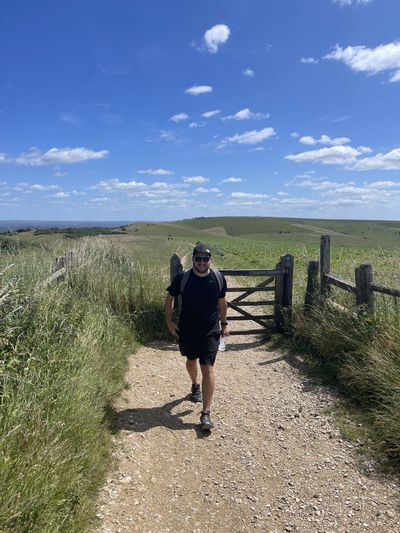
{"left": 290, "top": 132, "right": 300, "bottom": 138}
{"left": 183, "top": 176, "right": 210, "bottom": 184}
{"left": 203, "top": 24, "right": 230, "bottom": 53}
{"left": 287, "top": 174, "right": 400, "bottom": 212}
{"left": 286, "top": 176, "right": 346, "bottom": 190}
{"left": 14, "top": 182, "right": 60, "bottom": 192}
{"left": 300, "top": 57, "right": 319, "bottom": 64}
{"left": 299, "top": 134, "right": 351, "bottom": 146}
{"left": 219, "top": 127, "right": 276, "bottom": 147}
{"left": 185, "top": 85, "right": 213, "bottom": 95}
{"left": 390, "top": 70, "right": 400, "bottom": 82}
{"left": 138, "top": 168, "right": 175, "bottom": 175}
{"left": 222, "top": 108, "right": 270, "bottom": 121}
{"left": 222, "top": 177, "right": 244, "bottom": 183}
{"left": 170, "top": 113, "right": 189, "bottom": 123}
{"left": 352, "top": 148, "right": 400, "bottom": 170}
{"left": 364, "top": 180, "right": 400, "bottom": 188}
{"left": 31, "top": 184, "right": 59, "bottom": 191}
{"left": 150, "top": 182, "right": 169, "bottom": 189}
{"left": 286, "top": 145, "right": 372, "bottom": 165}
{"left": 202, "top": 110, "right": 220, "bottom": 118}
{"left": 226, "top": 200, "right": 262, "bottom": 207}
{"left": 287, "top": 145, "right": 400, "bottom": 172}
{"left": 231, "top": 192, "right": 269, "bottom": 199}
{"left": 94, "top": 179, "right": 146, "bottom": 190}
{"left": 189, "top": 121, "right": 206, "bottom": 128}
{"left": 54, "top": 191, "right": 70, "bottom": 198}
{"left": 13, "top": 147, "right": 108, "bottom": 166}
{"left": 242, "top": 68, "right": 255, "bottom": 77}
{"left": 333, "top": 0, "right": 372, "bottom": 6}
{"left": 193, "top": 187, "right": 220, "bottom": 193}
{"left": 90, "top": 197, "right": 108, "bottom": 203}
{"left": 325, "top": 41, "right": 400, "bottom": 82}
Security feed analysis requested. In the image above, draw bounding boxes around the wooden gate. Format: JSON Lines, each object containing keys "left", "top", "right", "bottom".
{"left": 170, "top": 253, "right": 294, "bottom": 334}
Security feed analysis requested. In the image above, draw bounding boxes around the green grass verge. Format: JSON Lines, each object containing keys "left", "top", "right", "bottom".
{"left": 0, "top": 238, "right": 170, "bottom": 532}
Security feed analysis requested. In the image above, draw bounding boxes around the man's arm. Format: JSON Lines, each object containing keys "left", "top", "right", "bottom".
{"left": 218, "top": 296, "right": 229, "bottom": 337}
{"left": 164, "top": 293, "right": 179, "bottom": 337}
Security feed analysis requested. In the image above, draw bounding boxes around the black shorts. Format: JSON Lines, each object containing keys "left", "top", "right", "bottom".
{"left": 178, "top": 330, "right": 220, "bottom": 366}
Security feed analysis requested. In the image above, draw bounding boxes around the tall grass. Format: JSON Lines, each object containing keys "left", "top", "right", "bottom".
{"left": 291, "top": 284, "right": 400, "bottom": 469}
{"left": 68, "top": 238, "right": 168, "bottom": 341}
{"left": 0, "top": 238, "right": 170, "bottom": 532}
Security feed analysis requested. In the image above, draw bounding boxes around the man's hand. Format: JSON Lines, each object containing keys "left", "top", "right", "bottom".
{"left": 221, "top": 324, "right": 230, "bottom": 337}
{"left": 167, "top": 321, "right": 179, "bottom": 337}
{"left": 165, "top": 294, "right": 179, "bottom": 338}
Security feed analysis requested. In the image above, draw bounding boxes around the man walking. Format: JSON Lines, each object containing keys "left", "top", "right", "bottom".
{"left": 165, "top": 243, "right": 229, "bottom": 430}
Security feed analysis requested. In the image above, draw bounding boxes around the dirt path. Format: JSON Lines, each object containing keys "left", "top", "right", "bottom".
{"left": 96, "top": 331, "right": 400, "bottom": 533}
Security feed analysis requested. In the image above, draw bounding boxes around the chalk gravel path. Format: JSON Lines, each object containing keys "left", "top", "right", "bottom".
{"left": 96, "top": 333, "right": 400, "bottom": 533}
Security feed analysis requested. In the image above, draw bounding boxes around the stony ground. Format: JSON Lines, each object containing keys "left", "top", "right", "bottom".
{"left": 96, "top": 331, "right": 400, "bottom": 533}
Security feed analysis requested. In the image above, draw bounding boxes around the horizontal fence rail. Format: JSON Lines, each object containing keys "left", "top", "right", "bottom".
{"left": 370, "top": 283, "right": 400, "bottom": 298}
{"left": 219, "top": 269, "right": 282, "bottom": 276}
{"left": 226, "top": 287, "right": 275, "bottom": 292}
{"left": 324, "top": 274, "right": 357, "bottom": 294}
{"left": 305, "top": 235, "right": 400, "bottom": 316}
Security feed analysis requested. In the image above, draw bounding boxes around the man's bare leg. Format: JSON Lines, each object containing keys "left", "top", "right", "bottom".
{"left": 186, "top": 358, "right": 198, "bottom": 384}
{"left": 200, "top": 364, "right": 215, "bottom": 412}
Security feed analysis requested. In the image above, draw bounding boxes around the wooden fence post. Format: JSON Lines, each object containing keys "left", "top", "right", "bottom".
{"left": 56, "top": 256, "right": 66, "bottom": 269}
{"left": 170, "top": 253, "right": 183, "bottom": 283}
{"left": 274, "top": 258, "right": 285, "bottom": 332}
{"left": 355, "top": 262, "right": 374, "bottom": 313}
{"left": 170, "top": 253, "right": 183, "bottom": 311}
{"left": 67, "top": 250, "right": 74, "bottom": 267}
{"left": 274, "top": 254, "right": 294, "bottom": 331}
{"left": 282, "top": 254, "right": 294, "bottom": 310}
{"left": 305, "top": 260, "right": 319, "bottom": 313}
{"left": 320, "top": 235, "right": 330, "bottom": 295}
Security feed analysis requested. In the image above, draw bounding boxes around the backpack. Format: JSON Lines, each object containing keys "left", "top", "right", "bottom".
{"left": 179, "top": 267, "right": 224, "bottom": 295}
{"left": 177, "top": 268, "right": 224, "bottom": 315}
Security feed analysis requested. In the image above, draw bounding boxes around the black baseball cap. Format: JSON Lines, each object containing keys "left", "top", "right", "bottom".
{"left": 192, "top": 243, "right": 211, "bottom": 256}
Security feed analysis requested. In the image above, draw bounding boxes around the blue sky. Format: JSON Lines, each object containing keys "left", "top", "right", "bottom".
{"left": 1, "top": 0, "right": 400, "bottom": 221}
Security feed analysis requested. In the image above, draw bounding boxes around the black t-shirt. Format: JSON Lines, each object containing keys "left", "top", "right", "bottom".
{"left": 166, "top": 269, "right": 227, "bottom": 335}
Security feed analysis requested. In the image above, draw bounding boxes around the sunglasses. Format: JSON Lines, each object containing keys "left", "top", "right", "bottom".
{"left": 194, "top": 256, "right": 211, "bottom": 262}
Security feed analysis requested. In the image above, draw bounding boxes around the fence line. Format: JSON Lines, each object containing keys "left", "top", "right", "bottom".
{"left": 306, "top": 235, "right": 400, "bottom": 315}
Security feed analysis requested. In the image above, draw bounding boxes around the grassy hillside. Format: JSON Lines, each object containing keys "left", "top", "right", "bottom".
{"left": 123, "top": 217, "right": 400, "bottom": 249}
{"left": 3, "top": 217, "right": 400, "bottom": 250}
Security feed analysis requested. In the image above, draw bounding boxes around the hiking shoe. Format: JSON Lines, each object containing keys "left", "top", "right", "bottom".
{"left": 190, "top": 384, "right": 202, "bottom": 403}
{"left": 200, "top": 410, "right": 214, "bottom": 430}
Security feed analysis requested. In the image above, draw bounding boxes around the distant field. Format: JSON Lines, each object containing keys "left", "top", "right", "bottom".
{"left": 125, "top": 216, "right": 400, "bottom": 249}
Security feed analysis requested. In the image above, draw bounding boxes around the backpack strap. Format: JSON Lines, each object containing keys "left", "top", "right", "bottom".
{"left": 178, "top": 269, "right": 191, "bottom": 318}
{"left": 179, "top": 269, "right": 191, "bottom": 295}
{"left": 210, "top": 267, "right": 224, "bottom": 295}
